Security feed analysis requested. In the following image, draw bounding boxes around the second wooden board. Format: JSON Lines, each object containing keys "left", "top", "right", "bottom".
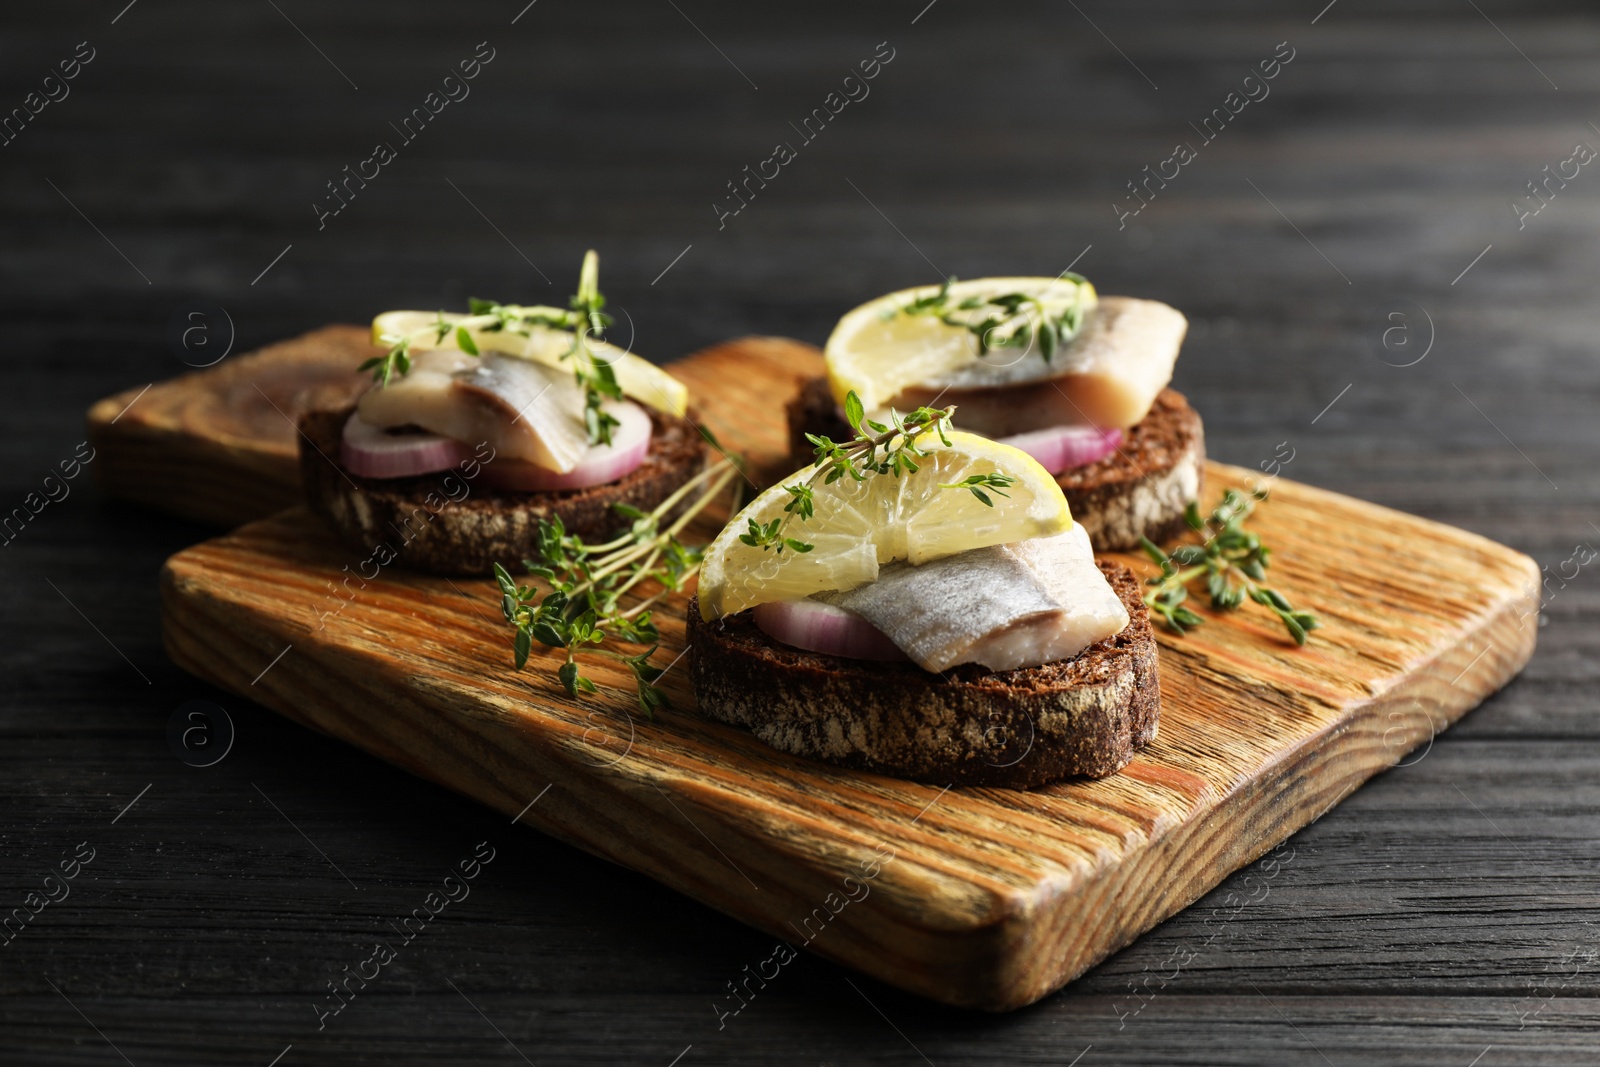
{"left": 86, "top": 325, "right": 372, "bottom": 526}
{"left": 159, "top": 340, "right": 1538, "bottom": 1010}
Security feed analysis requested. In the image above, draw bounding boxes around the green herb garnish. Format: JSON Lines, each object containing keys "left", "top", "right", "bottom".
{"left": 362, "top": 335, "right": 412, "bottom": 387}
{"left": 1139, "top": 488, "right": 1319, "bottom": 645}
{"left": 892, "top": 274, "right": 1092, "bottom": 362}
{"left": 736, "top": 391, "right": 1017, "bottom": 556}
{"left": 496, "top": 456, "right": 743, "bottom": 714}
{"left": 362, "top": 249, "right": 624, "bottom": 446}
{"left": 564, "top": 249, "right": 623, "bottom": 446}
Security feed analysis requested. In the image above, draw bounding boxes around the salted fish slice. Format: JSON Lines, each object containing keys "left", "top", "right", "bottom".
{"left": 883, "top": 296, "right": 1187, "bottom": 434}
{"left": 818, "top": 523, "right": 1130, "bottom": 673}
{"left": 356, "top": 351, "right": 591, "bottom": 472}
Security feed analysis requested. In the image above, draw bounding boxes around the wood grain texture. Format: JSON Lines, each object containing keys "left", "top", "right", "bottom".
{"left": 86, "top": 325, "right": 372, "bottom": 526}
{"left": 158, "top": 340, "right": 1538, "bottom": 1010}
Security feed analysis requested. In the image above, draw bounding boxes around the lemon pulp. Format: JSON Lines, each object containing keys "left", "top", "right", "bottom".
{"left": 823, "top": 276, "right": 1098, "bottom": 411}
{"left": 697, "top": 431, "right": 1072, "bottom": 619}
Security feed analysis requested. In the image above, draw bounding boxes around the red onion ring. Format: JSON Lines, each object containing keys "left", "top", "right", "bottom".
{"left": 753, "top": 598, "right": 909, "bottom": 661}
{"left": 341, "top": 414, "right": 472, "bottom": 479}
{"left": 997, "top": 424, "right": 1123, "bottom": 474}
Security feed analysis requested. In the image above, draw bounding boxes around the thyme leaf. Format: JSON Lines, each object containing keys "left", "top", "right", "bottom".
{"left": 1139, "top": 488, "right": 1319, "bottom": 645}
{"left": 359, "top": 334, "right": 412, "bottom": 387}
{"left": 937, "top": 472, "right": 1016, "bottom": 506}
{"left": 890, "top": 273, "right": 1093, "bottom": 362}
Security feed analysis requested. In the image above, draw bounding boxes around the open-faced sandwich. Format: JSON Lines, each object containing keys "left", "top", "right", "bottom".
{"left": 786, "top": 274, "right": 1201, "bottom": 551}
{"left": 689, "top": 399, "right": 1159, "bottom": 788}
{"left": 300, "top": 252, "right": 706, "bottom": 574}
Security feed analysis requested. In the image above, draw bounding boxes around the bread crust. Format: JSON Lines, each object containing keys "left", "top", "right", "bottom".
{"left": 687, "top": 561, "right": 1160, "bottom": 788}
{"left": 299, "top": 403, "right": 706, "bottom": 575}
{"left": 786, "top": 378, "right": 1205, "bottom": 551}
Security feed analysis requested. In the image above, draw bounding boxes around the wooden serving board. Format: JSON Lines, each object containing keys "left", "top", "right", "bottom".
{"left": 87, "top": 325, "right": 374, "bottom": 526}
{"left": 158, "top": 339, "right": 1538, "bottom": 1011}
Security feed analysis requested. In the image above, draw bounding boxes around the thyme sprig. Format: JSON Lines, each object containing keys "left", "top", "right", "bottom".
{"left": 737, "top": 390, "right": 1017, "bottom": 556}
{"left": 1139, "top": 488, "right": 1319, "bottom": 645}
{"left": 496, "top": 455, "right": 742, "bottom": 714}
{"left": 559, "top": 249, "right": 622, "bottom": 445}
{"left": 363, "top": 335, "right": 412, "bottom": 387}
{"left": 362, "top": 250, "right": 624, "bottom": 445}
{"left": 892, "top": 274, "right": 1092, "bottom": 362}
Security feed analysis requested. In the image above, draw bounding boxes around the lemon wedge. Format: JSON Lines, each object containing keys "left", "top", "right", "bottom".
{"left": 370, "top": 309, "right": 689, "bottom": 418}
{"left": 697, "top": 431, "right": 1072, "bottom": 620}
{"left": 823, "top": 276, "right": 1098, "bottom": 411}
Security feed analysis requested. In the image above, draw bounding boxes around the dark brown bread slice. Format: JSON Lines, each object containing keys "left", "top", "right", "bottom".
{"left": 785, "top": 378, "right": 1205, "bottom": 552}
{"left": 687, "top": 561, "right": 1159, "bottom": 789}
{"left": 299, "top": 403, "right": 706, "bottom": 575}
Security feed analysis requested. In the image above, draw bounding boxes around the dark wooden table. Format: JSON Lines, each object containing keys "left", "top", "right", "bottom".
{"left": 3, "top": 1, "right": 1597, "bottom": 1063}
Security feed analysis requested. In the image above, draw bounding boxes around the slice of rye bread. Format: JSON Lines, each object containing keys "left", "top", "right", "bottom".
{"left": 786, "top": 378, "right": 1205, "bottom": 552}
{"left": 299, "top": 404, "right": 706, "bottom": 576}
{"left": 686, "top": 560, "right": 1159, "bottom": 789}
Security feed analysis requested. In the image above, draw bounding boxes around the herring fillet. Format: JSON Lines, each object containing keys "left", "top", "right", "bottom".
{"left": 883, "top": 296, "right": 1188, "bottom": 433}
{"left": 356, "top": 351, "right": 592, "bottom": 471}
{"left": 818, "top": 525, "right": 1130, "bottom": 673}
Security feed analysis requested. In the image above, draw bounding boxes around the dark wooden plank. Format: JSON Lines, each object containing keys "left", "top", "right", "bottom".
{"left": 3, "top": 0, "right": 1600, "bottom": 1060}
{"left": 0, "top": 992, "right": 1595, "bottom": 1067}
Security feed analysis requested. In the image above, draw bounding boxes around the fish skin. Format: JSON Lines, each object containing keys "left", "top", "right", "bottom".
{"left": 356, "top": 352, "right": 592, "bottom": 472}
{"left": 818, "top": 524, "right": 1130, "bottom": 673}
{"left": 454, "top": 353, "right": 590, "bottom": 471}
